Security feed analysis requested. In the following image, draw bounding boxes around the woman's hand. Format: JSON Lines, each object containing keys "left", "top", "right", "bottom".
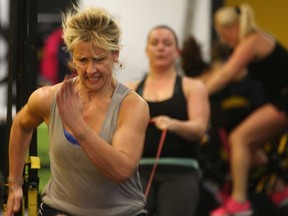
{"left": 151, "top": 115, "right": 175, "bottom": 131}
{"left": 56, "top": 77, "right": 84, "bottom": 129}
{"left": 6, "top": 185, "right": 23, "bottom": 216}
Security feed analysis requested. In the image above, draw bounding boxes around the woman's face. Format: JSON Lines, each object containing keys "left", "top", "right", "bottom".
{"left": 146, "top": 28, "right": 179, "bottom": 68}
{"left": 215, "top": 22, "right": 239, "bottom": 48}
{"left": 72, "top": 41, "right": 118, "bottom": 91}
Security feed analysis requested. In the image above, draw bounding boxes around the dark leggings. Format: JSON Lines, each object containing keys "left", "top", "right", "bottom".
{"left": 140, "top": 166, "right": 200, "bottom": 216}
{"left": 38, "top": 202, "right": 147, "bottom": 216}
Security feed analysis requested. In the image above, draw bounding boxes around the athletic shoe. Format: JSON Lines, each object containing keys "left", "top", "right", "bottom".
{"left": 210, "top": 197, "right": 253, "bottom": 216}
{"left": 270, "top": 186, "right": 288, "bottom": 207}
{"left": 216, "top": 189, "right": 230, "bottom": 204}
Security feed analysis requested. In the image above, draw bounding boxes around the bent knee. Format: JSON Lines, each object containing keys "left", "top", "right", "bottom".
{"left": 228, "top": 130, "right": 251, "bottom": 148}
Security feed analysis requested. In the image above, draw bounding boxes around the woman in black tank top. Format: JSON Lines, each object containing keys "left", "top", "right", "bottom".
{"left": 206, "top": 4, "right": 288, "bottom": 216}
{"left": 126, "top": 25, "right": 210, "bottom": 216}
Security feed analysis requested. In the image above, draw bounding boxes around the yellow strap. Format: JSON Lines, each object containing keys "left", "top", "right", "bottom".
{"left": 26, "top": 156, "right": 41, "bottom": 169}
{"left": 267, "top": 174, "right": 277, "bottom": 194}
{"left": 220, "top": 96, "right": 249, "bottom": 110}
{"left": 256, "top": 175, "right": 268, "bottom": 193}
{"left": 278, "top": 133, "right": 288, "bottom": 154}
{"left": 3, "top": 203, "right": 6, "bottom": 214}
{"left": 26, "top": 156, "right": 41, "bottom": 215}
{"left": 28, "top": 187, "right": 38, "bottom": 216}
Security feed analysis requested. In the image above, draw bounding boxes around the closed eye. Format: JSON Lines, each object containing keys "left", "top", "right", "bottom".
{"left": 78, "top": 58, "right": 88, "bottom": 64}
{"left": 93, "top": 57, "right": 105, "bottom": 62}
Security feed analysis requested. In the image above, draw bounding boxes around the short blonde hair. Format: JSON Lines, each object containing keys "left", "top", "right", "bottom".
{"left": 62, "top": 5, "right": 121, "bottom": 53}
{"left": 214, "top": 3, "right": 259, "bottom": 40}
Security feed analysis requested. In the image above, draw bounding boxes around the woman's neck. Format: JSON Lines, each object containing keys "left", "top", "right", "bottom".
{"left": 148, "top": 66, "right": 177, "bottom": 81}
{"left": 144, "top": 68, "right": 177, "bottom": 102}
{"left": 76, "top": 77, "right": 116, "bottom": 103}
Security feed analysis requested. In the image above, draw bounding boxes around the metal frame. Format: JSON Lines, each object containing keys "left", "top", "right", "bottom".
{"left": 2, "top": 0, "right": 38, "bottom": 215}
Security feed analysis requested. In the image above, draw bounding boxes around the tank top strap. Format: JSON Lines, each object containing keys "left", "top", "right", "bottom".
{"left": 99, "top": 81, "right": 131, "bottom": 143}
{"left": 173, "top": 75, "right": 182, "bottom": 96}
{"left": 136, "top": 74, "right": 182, "bottom": 97}
{"left": 135, "top": 74, "right": 147, "bottom": 96}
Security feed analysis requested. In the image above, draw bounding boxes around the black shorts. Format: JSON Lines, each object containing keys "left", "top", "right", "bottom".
{"left": 38, "top": 202, "right": 69, "bottom": 216}
{"left": 268, "top": 87, "right": 288, "bottom": 116}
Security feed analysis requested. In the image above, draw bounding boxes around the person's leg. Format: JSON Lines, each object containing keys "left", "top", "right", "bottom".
{"left": 229, "top": 104, "right": 288, "bottom": 203}
{"left": 156, "top": 172, "right": 200, "bottom": 216}
{"left": 210, "top": 104, "right": 288, "bottom": 216}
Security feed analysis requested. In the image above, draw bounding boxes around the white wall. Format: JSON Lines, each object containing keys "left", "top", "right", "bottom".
{"left": 81, "top": 0, "right": 211, "bottom": 82}
{"left": 191, "top": 0, "right": 211, "bottom": 62}
{"left": 0, "top": 0, "right": 9, "bottom": 24}
{"left": 0, "top": 0, "right": 9, "bottom": 119}
{"left": 0, "top": 0, "right": 211, "bottom": 118}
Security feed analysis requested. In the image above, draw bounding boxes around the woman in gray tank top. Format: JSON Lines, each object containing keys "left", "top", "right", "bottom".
{"left": 6, "top": 4, "right": 149, "bottom": 216}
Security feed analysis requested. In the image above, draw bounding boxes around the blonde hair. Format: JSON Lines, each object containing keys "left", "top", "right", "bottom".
{"left": 214, "top": 3, "right": 259, "bottom": 40}
{"left": 62, "top": 4, "right": 121, "bottom": 53}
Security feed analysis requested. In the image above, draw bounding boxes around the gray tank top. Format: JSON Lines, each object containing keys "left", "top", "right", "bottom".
{"left": 42, "top": 81, "right": 146, "bottom": 216}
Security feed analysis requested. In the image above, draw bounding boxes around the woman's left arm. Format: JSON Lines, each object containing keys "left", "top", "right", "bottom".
{"left": 64, "top": 89, "right": 150, "bottom": 182}
{"left": 174, "top": 78, "right": 210, "bottom": 141}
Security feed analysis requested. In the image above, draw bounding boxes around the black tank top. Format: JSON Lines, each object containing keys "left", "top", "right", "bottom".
{"left": 248, "top": 43, "right": 288, "bottom": 91}
{"left": 247, "top": 42, "right": 288, "bottom": 113}
{"left": 136, "top": 75, "right": 198, "bottom": 158}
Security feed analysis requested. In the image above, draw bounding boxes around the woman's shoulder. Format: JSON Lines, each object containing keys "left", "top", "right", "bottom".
{"left": 28, "top": 84, "right": 61, "bottom": 111}
{"left": 182, "top": 75, "right": 206, "bottom": 88}
{"left": 182, "top": 75, "right": 208, "bottom": 95}
{"left": 244, "top": 32, "right": 277, "bottom": 58}
{"left": 244, "top": 31, "right": 275, "bottom": 45}
{"left": 32, "top": 83, "right": 61, "bottom": 101}
{"left": 121, "top": 86, "right": 149, "bottom": 118}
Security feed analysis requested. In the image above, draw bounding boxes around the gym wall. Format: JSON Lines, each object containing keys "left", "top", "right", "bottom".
{"left": 226, "top": 0, "right": 288, "bottom": 48}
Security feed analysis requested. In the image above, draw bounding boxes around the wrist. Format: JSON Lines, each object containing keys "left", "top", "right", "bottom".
{"left": 169, "top": 118, "right": 177, "bottom": 132}
{"left": 7, "top": 177, "right": 23, "bottom": 190}
{"left": 75, "top": 126, "right": 91, "bottom": 141}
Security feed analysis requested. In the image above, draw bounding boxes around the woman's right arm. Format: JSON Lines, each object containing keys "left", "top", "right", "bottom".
{"left": 6, "top": 85, "right": 56, "bottom": 215}
{"left": 205, "top": 35, "right": 259, "bottom": 94}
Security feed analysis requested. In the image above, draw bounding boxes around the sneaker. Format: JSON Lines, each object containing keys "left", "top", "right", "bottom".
{"left": 270, "top": 186, "right": 288, "bottom": 207}
{"left": 210, "top": 197, "right": 253, "bottom": 216}
{"left": 216, "top": 189, "right": 230, "bottom": 204}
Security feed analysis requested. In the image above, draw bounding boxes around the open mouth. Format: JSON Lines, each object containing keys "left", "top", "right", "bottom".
{"left": 87, "top": 73, "right": 101, "bottom": 81}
